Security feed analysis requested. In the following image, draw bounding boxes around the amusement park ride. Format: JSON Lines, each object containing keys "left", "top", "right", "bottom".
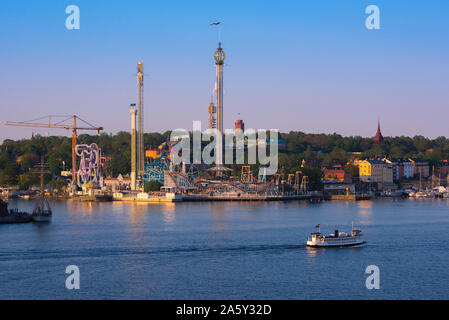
{"left": 142, "top": 149, "right": 309, "bottom": 196}
{"left": 75, "top": 143, "right": 102, "bottom": 188}
{"left": 5, "top": 115, "right": 103, "bottom": 189}
{"left": 3, "top": 23, "right": 311, "bottom": 198}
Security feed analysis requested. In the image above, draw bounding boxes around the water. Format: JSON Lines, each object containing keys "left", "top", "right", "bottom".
{"left": 0, "top": 199, "right": 448, "bottom": 299}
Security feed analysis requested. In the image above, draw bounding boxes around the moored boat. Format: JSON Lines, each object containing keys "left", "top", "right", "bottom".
{"left": 31, "top": 198, "right": 52, "bottom": 222}
{"left": 0, "top": 199, "right": 32, "bottom": 224}
{"left": 414, "top": 191, "right": 428, "bottom": 198}
{"left": 31, "top": 155, "right": 52, "bottom": 222}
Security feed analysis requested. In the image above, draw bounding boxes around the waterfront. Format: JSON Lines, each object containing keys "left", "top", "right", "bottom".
{"left": 0, "top": 199, "right": 449, "bottom": 299}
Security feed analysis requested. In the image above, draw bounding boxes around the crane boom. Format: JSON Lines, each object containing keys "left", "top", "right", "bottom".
{"left": 5, "top": 115, "right": 102, "bottom": 180}
{"left": 5, "top": 121, "right": 101, "bottom": 131}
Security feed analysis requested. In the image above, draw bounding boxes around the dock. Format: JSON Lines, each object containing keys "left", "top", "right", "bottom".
{"left": 325, "top": 194, "right": 372, "bottom": 201}
{"left": 183, "top": 193, "right": 314, "bottom": 201}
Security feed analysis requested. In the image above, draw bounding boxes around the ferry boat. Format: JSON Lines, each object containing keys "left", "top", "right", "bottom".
{"left": 306, "top": 223, "right": 365, "bottom": 247}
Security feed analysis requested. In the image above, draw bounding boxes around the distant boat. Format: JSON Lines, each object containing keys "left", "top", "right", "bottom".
{"left": 307, "top": 223, "right": 365, "bottom": 247}
{"left": 31, "top": 198, "right": 52, "bottom": 222}
{"left": 0, "top": 199, "right": 32, "bottom": 224}
{"left": 384, "top": 190, "right": 403, "bottom": 197}
{"left": 414, "top": 191, "right": 427, "bottom": 198}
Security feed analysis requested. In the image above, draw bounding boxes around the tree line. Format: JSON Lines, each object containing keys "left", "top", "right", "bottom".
{"left": 1, "top": 131, "right": 448, "bottom": 190}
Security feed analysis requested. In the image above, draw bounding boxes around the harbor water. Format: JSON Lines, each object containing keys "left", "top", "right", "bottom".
{"left": 0, "top": 199, "right": 448, "bottom": 299}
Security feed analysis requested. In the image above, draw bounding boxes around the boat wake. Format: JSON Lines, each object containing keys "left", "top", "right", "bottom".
{"left": 0, "top": 244, "right": 308, "bottom": 262}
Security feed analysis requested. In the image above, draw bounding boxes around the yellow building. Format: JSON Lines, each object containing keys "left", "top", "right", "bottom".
{"left": 357, "top": 160, "right": 393, "bottom": 183}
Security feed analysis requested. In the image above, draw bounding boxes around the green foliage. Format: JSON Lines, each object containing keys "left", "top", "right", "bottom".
{"left": 144, "top": 180, "right": 162, "bottom": 192}
{"left": 48, "top": 177, "right": 69, "bottom": 192}
{"left": 1, "top": 131, "right": 449, "bottom": 191}
{"left": 301, "top": 167, "right": 323, "bottom": 191}
{"left": 18, "top": 172, "right": 39, "bottom": 190}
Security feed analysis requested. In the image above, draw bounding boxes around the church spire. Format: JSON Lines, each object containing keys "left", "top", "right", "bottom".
{"left": 374, "top": 120, "right": 384, "bottom": 144}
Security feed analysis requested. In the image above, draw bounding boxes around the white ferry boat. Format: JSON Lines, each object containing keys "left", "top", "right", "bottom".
{"left": 306, "top": 223, "right": 365, "bottom": 247}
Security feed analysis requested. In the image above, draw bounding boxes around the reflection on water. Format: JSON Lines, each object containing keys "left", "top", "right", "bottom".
{"left": 212, "top": 202, "right": 228, "bottom": 233}
{"left": 1, "top": 199, "right": 449, "bottom": 299}
{"left": 357, "top": 200, "right": 373, "bottom": 218}
{"left": 161, "top": 203, "right": 176, "bottom": 225}
{"left": 305, "top": 246, "right": 319, "bottom": 258}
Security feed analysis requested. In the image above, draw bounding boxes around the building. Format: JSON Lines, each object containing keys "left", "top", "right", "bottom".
{"left": 409, "top": 158, "right": 430, "bottom": 178}
{"left": 104, "top": 174, "right": 131, "bottom": 191}
{"left": 399, "top": 159, "right": 414, "bottom": 179}
{"left": 357, "top": 160, "right": 393, "bottom": 184}
{"left": 383, "top": 158, "right": 414, "bottom": 181}
{"left": 322, "top": 166, "right": 352, "bottom": 183}
{"left": 435, "top": 160, "right": 449, "bottom": 177}
{"left": 234, "top": 120, "right": 244, "bottom": 132}
{"left": 373, "top": 120, "right": 384, "bottom": 144}
{"left": 323, "top": 182, "right": 355, "bottom": 195}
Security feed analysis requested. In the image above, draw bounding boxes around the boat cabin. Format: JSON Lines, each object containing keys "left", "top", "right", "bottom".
{"left": 309, "top": 232, "right": 322, "bottom": 241}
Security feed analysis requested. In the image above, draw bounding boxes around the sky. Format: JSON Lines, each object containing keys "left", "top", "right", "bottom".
{"left": 0, "top": 0, "right": 448, "bottom": 142}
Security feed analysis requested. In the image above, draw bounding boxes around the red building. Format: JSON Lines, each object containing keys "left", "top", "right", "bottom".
{"left": 235, "top": 120, "right": 244, "bottom": 131}
{"left": 322, "top": 166, "right": 352, "bottom": 183}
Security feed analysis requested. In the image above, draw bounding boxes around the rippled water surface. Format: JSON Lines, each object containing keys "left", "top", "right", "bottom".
{"left": 1, "top": 199, "right": 448, "bottom": 299}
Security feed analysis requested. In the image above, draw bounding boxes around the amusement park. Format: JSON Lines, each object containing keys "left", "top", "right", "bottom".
{"left": 3, "top": 23, "right": 314, "bottom": 203}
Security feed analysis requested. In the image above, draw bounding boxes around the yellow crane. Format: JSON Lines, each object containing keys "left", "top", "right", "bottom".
{"left": 5, "top": 115, "right": 102, "bottom": 180}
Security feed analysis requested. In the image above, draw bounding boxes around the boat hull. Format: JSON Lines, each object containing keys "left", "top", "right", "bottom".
{"left": 0, "top": 215, "right": 32, "bottom": 224}
{"left": 307, "top": 240, "right": 366, "bottom": 247}
{"left": 31, "top": 215, "right": 52, "bottom": 222}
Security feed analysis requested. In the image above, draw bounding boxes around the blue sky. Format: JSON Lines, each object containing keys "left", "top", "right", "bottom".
{"left": 0, "top": 0, "right": 448, "bottom": 141}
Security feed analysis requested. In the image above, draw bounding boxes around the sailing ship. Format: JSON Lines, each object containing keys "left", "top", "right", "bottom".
{"left": 31, "top": 155, "right": 52, "bottom": 222}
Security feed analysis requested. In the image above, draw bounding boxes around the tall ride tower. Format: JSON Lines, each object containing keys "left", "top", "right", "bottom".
{"left": 130, "top": 107, "right": 137, "bottom": 190}
{"left": 213, "top": 22, "right": 225, "bottom": 171}
{"left": 137, "top": 61, "right": 144, "bottom": 187}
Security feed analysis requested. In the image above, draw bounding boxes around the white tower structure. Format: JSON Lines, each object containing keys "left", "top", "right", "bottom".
{"left": 213, "top": 23, "right": 225, "bottom": 172}
{"left": 130, "top": 108, "right": 137, "bottom": 190}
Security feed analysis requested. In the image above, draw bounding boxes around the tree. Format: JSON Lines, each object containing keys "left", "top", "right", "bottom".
{"left": 144, "top": 181, "right": 162, "bottom": 192}
{"left": 302, "top": 167, "right": 323, "bottom": 191}
{"left": 18, "top": 172, "right": 39, "bottom": 190}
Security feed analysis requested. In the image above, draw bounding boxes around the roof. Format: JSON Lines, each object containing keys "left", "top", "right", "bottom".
{"left": 409, "top": 158, "right": 429, "bottom": 163}
{"left": 364, "top": 160, "right": 389, "bottom": 165}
